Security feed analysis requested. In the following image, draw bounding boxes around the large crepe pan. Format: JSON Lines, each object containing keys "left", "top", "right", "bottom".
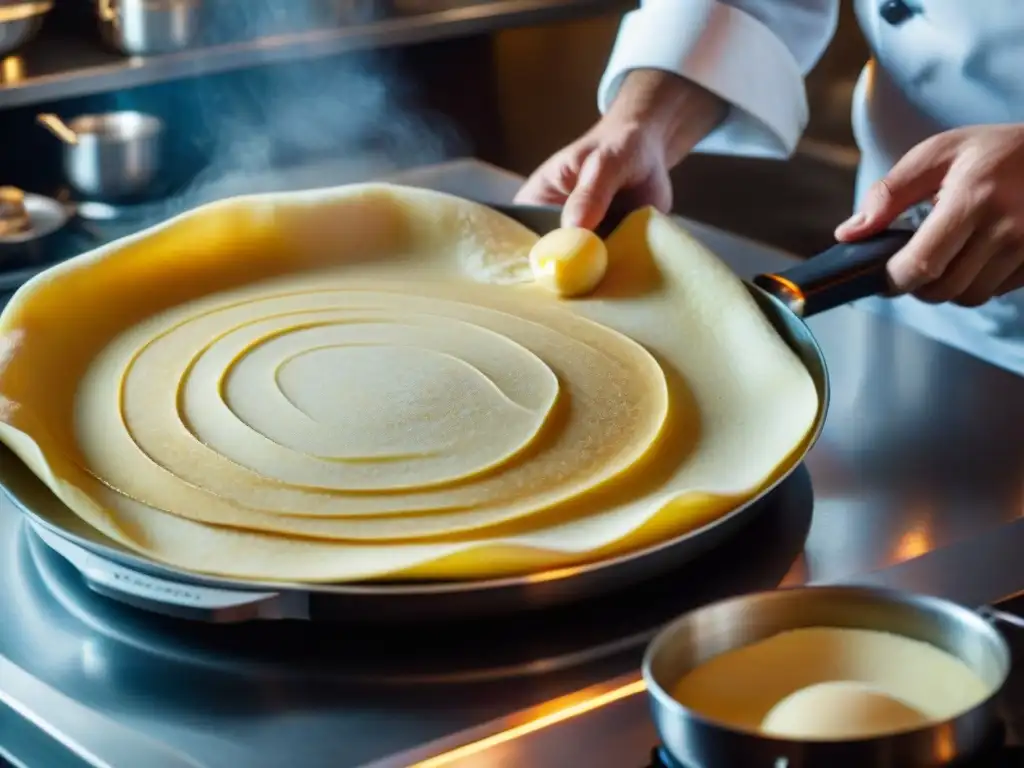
{"left": 0, "top": 203, "right": 911, "bottom": 623}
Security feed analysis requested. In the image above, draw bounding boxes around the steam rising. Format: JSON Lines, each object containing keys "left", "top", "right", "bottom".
{"left": 150, "top": 3, "right": 466, "bottom": 216}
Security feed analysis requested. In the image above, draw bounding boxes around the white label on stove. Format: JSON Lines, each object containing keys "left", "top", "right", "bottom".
{"left": 84, "top": 563, "right": 276, "bottom": 610}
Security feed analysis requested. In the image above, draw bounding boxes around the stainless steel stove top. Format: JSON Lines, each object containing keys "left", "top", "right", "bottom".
{"left": 374, "top": 525, "right": 1024, "bottom": 768}
{"left": 0, "top": 463, "right": 815, "bottom": 768}
{"left": 373, "top": 678, "right": 1024, "bottom": 768}
{"left": 5, "top": 158, "right": 1024, "bottom": 768}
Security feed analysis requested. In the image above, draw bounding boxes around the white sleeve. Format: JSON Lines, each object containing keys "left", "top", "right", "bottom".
{"left": 597, "top": 0, "right": 839, "bottom": 159}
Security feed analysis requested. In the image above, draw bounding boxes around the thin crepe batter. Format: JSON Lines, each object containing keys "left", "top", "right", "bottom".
{"left": 672, "top": 627, "right": 991, "bottom": 736}
{"left": 0, "top": 184, "right": 819, "bottom": 582}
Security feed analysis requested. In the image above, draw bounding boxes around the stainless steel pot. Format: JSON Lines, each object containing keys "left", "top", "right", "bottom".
{"left": 0, "top": 1, "right": 52, "bottom": 57}
{"left": 37, "top": 112, "right": 165, "bottom": 201}
{"left": 644, "top": 586, "right": 1011, "bottom": 767}
{"left": 97, "top": 0, "right": 202, "bottom": 56}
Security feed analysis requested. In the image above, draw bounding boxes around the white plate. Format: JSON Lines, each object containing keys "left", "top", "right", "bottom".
{"left": 0, "top": 192, "right": 70, "bottom": 245}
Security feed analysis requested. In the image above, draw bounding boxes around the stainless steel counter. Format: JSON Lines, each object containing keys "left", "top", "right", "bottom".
{"left": 375, "top": 517, "right": 1024, "bottom": 768}
{"left": 3, "top": 158, "right": 1024, "bottom": 768}
{"left": 0, "top": 0, "right": 627, "bottom": 110}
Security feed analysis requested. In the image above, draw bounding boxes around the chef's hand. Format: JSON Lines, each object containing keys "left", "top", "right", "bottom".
{"left": 514, "top": 71, "right": 727, "bottom": 230}
{"left": 835, "top": 124, "right": 1024, "bottom": 307}
{"left": 514, "top": 120, "right": 672, "bottom": 231}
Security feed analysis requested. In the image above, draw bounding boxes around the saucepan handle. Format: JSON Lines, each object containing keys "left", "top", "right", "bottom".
{"left": 978, "top": 605, "right": 1024, "bottom": 633}
{"left": 975, "top": 605, "right": 1024, "bottom": 763}
{"left": 753, "top": 229, "right": 914, "bottom": 318}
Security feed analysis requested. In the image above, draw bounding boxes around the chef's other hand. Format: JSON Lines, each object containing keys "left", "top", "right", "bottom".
{"left": 835, "top": 125, "right": 1024, "bottom": 307}
{"left": 514, "top": 71, "right": 727, "bottom": 231}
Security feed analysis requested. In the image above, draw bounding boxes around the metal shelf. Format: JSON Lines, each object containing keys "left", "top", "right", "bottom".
{"left": 0, "top": 0, "right": 627, "bottom": 110}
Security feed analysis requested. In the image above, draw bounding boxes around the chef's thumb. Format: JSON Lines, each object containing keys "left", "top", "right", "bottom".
{"left": 562, "top": 152, "right": 623, "bottom": 230}
{"left": 835, "top": 137, "right": 949, "bottom": 242}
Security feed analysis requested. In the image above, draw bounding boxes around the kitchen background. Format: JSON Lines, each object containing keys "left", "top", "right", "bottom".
{"left": 0, "top": 0, "right": 870, "bottom": 258}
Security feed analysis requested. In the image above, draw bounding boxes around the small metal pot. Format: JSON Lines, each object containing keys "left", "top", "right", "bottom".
{"left": 38, "top": 112, "right": 165, "bottom": 201}
{"left": 97, "top": 0, "right": 202, "bottom": 56}
{"left": 644, "top": 586, "right": 1011, "bottom": 767}
{"left": 0, "top": 1, "right": 52, "bottom": 57}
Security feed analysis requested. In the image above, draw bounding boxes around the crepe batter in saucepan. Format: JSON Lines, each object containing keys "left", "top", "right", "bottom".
{"left": 672, "top": 627, "right": 991, "bottom": 740}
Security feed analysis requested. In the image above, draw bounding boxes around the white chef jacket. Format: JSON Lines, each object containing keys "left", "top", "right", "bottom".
{"left": 598, "top": 0, "right": 1024, "bottom": 376}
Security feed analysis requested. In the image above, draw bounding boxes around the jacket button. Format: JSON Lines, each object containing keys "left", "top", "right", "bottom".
{"left": 880, "top": 0, "right": 916, "bottom": 25}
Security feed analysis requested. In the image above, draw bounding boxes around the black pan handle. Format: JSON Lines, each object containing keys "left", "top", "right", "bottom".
{"left": 753, "top": 229, "right": 914, "bottom": 318}
{"left": 484, "top": 199, "right": 633, "bottom": 240}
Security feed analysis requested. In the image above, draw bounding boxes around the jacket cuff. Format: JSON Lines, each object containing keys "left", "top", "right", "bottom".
{"left": 597, "top": 0, "right": 809, "bottom": 158}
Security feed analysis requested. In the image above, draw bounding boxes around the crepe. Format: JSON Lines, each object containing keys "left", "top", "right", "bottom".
{"left": 0, "top": 184, "right": 819, "bottom": 582}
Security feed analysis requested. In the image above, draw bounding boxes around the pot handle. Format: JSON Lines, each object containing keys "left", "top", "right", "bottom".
{"left": 36, "top": 113, "right": 79, "bottom": 145}
{"left": 977, "top": 605, "right": 1024, "bottom": 762}
{"left": 753, "top": 229, "right": 913, "bottom": 318}
{"left": 978, "top": 605, "right": 1024, "bottom": 633}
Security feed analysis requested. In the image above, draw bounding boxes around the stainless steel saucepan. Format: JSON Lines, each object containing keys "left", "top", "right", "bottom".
{"left": 644, "top": 585, "right": 1016, "bottom": 767}
{"left": 96, "top": 0, "right": 203, "bottom": 56}
{"left": 0, "top": 1, "right": 52, "bottom": 57}
{"left": 37, "top": 111, "right": 165, "bottom": 201}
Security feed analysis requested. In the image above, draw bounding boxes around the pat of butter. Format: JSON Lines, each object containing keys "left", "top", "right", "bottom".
{"left": 528, "top": 227, "right": 608, "bottom": 298}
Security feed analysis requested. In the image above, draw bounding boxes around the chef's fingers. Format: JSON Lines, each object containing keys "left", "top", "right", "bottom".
{"left": 886, "top": 196, "right": 978, "bottom": 293}
{"left": 514, "top": 183, "right": 566, "bottom": 206}
{"left": 995, "top": 262, "right": 1024, "bottom": 297}
{"left": 955, "top": 248, "right": 1024, "bottom": 307}
{"left": 516, "top": 153, "right": 580, "bottom": 206}
{"left": 948, "top": 219, "right": 1024, "bottom": 306}
{"left": 562, "top": 150, "right": 626, "bottom": 230}
{"left": 912, "top": 218, "right": 1007, "bottom": 303}
{"left": 835, "top": 133, "right": 956, "bottom": 241}
{"left": 632, "top": 169, "right": 674, "bottom": 215}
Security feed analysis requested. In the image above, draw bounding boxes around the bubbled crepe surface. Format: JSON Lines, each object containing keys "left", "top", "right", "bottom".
{"left": 0, "top": 184, "right": 819, "bottom": 583}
